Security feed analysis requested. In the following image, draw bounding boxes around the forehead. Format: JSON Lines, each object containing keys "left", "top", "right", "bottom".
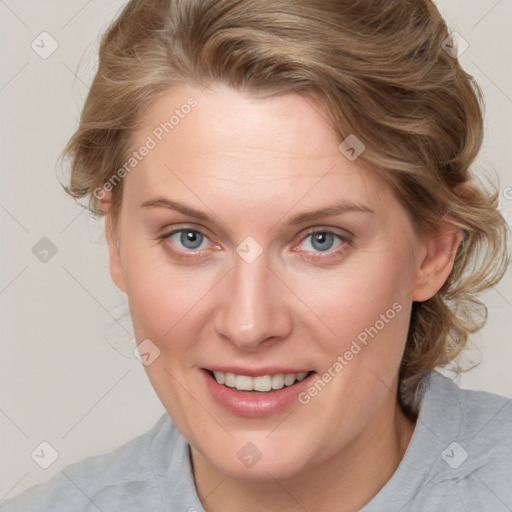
{"left": 134, "top": 83, "right": 341, "bottom": 161}
{"left": 125, "top": 84, "right": 388, "bottom": 216}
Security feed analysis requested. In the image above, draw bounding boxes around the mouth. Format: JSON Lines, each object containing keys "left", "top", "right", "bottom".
{"left": 201, "top": 367, "right": 317, "bottom": 417}
{"left": 204, "top": 369, "right": 314, "bottom": 393}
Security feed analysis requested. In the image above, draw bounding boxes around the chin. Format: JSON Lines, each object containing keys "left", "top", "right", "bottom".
{"left": 195, "top": 431, "right": 318, "bottom": 482}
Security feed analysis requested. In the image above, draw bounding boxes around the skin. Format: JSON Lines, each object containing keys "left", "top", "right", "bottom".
{"left": 100, "top": 83, "right": 460, "bottom": 511}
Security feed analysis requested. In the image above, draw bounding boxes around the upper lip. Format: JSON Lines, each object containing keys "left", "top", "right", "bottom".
{"left": 203, "top": 366, "right": 313, "bottom": 377}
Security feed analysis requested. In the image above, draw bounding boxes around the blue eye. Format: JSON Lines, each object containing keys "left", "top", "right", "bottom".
{"left": 169, "top": 229, "right": 209, "bottom": 250}
{"left": 160, "top": 228, "right": 346, "bottom": 259}
{"left": 300, "top": 231, "right": 343, "bottom": 253}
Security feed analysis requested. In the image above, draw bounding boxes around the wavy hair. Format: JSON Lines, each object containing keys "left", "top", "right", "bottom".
{"left": 60, "top": 0, "right": 509, "bottom": 416}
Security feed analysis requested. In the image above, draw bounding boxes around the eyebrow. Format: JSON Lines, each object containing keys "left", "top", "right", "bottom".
{"left": 140, "top": 197, "right": 374, "bottom": 225}
{"left": 141, "top": 197, "right": 211, "bottom": 221}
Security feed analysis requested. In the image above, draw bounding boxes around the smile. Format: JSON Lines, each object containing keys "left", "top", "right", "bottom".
{"left": 209, "top": 370, "right": 311, "bottom": 392}
{"left": 201, "top": 368, "right": 317, "bottom": 417}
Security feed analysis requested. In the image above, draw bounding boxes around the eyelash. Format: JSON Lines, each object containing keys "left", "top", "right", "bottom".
{"left": 156, "top": 226, "right": 351, "bottom": 261}
{"left": 295, "top": 228, "right": 350, "bottom": 260}
{"left": 157, "top": 226, "right": 214, "bottom": 261}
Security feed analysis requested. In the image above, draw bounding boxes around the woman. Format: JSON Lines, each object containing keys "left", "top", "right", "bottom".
{"left": 2, "top": 0, "right": 510, "bottom": 510}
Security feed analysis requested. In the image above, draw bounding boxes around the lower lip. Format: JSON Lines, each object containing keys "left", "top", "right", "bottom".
{"left": 201, "top": 369, "right": 316, "bottom": 417}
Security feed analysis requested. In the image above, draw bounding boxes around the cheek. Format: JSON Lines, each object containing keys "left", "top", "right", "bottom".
{"left": 290, "top": 245, "right": 414, "bottom": 352}
{"left": 121, "top": 246, "right": 213, "bottom": 348}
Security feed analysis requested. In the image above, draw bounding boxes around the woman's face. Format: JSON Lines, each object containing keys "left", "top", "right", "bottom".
{"left": 105, "top": 84, "right": 450, "bottom": 480}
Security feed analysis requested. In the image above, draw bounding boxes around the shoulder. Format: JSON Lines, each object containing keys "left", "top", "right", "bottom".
{"left": 415, "top": 372, "right": 512, "bottom": 510}
{"left": 364, "top": 372, "right": 512, "bottom": 512}
{"left": 427, "top": 371, "right": 512, "bottom": 455}
{"left": 0, "top": 414, "right": 177, "bottom": 512}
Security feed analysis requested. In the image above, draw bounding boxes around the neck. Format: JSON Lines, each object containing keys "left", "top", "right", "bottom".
{"left": 192, "top": 397, "right": 415, "bottom": 512}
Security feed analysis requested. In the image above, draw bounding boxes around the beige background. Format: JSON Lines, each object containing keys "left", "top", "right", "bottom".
{"left": 1, "top": 0, "right": 511, "bottom": 500}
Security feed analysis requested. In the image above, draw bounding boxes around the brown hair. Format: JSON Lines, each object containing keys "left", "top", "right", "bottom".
{"left": 60, "top": 0, "right": 508, "bottom": 415}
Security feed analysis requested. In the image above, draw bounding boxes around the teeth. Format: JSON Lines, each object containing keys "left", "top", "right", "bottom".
{"left": 213, "top": 371, "right": 225, "bottom": 385}
{"left": 235, "top": 375, "right": 254, "bottom": 391}
{"left": 271, "top": 374, "right": 285, "bottom": 390}
{"left": 225, "top": 372, "right": 236, "bottom": 387}
{"left": 253, "top": 375, "right": 272, "bottom": 392}
{"left": 211, "top": 370, "right": 310, "bottom": 392}
{"left": 284, "top": 374, "right": 296, "bottom": 386}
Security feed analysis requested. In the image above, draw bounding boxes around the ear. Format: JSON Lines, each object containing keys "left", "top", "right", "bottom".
{"left": 98, "top": 189, "right": 126, "bottom": 293}
{"left": 412, "top": 224, "right": 462, "bottom": 302}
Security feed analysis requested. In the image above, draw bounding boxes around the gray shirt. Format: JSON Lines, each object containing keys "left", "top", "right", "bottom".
{"left": 2, "top": 372, "right": 511, "bottom": 511}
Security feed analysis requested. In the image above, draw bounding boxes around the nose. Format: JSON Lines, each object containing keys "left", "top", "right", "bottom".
{"left": 213, "top": 252, "right": 293, "bottom": 351}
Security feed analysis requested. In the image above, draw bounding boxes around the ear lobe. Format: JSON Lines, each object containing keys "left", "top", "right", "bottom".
{"left": 98, "top": 189, "right": 126, "bottom": 294}
{"left": 412, "top": 227, "right": 462, "bottom": 302}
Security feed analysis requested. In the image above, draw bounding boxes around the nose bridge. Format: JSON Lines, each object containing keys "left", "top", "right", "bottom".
{"left": 213, "top": 253, "right": 291, "bottom": 348}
